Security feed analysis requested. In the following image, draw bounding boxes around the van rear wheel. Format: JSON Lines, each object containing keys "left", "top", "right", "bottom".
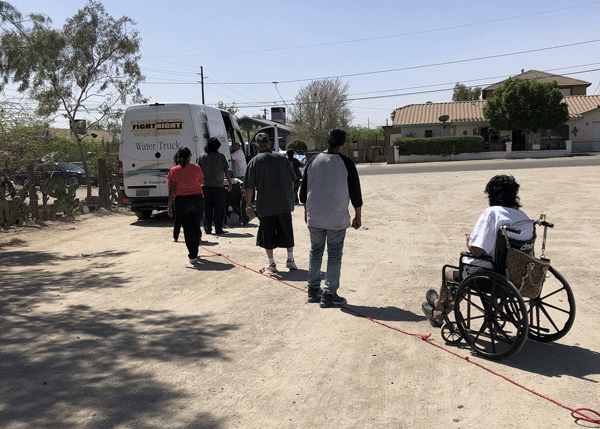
{"left": 134, "top": 210, "right": 152, "bottom": 219}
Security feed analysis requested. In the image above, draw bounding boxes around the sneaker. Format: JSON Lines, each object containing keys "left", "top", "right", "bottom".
{"left": 307, "top": 287, "right": 322, "bottom": 303}
{"left": 320, "top": 292, "right": 347, "bottom": 308}
{"left": 173, "top": 238, "right": 178, "bottom": 242}
{"left": 426, "top": 289, "right": 439, "bottom": 307}
{"left": 189, "top": 257, "right": 200, "bottom": 265}
{"left": 422, "top": 302, "right": 442, "bottom": 328}
{"left": 286, "top": 259, "right": 298, "bottom": 270}
{"left": 264, "top": 263, "right": 277, "bottom": 273}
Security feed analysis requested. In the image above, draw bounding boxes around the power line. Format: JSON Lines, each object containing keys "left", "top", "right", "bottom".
{"left": 212, "top": 39, "right": 600, "bottom": 85}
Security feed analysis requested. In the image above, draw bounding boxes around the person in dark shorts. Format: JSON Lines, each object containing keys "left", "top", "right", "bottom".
{"left": 244, "top": 133, "right": 298, "bottom": 272}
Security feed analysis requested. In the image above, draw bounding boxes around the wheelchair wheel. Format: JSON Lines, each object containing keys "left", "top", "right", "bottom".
{"left": 455, "top": 271, "right": 529, "bottom": 360}
{"left": 239, "top": 194, "right": 249, "bottom": 225}
{"left": 441, "top": 322, "right": 462, "bottom": 344}
{"left": 525, "top": 266, "right": 575, "bottom": 343}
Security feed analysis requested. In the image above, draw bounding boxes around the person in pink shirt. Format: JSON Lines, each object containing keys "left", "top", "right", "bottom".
{"left": 167, "top": 147, "right": 205, "bottom": 264}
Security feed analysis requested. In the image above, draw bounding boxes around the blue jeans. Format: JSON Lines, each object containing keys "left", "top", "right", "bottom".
{"left": 307, "top": 227, "right": 347, "bottom": 295}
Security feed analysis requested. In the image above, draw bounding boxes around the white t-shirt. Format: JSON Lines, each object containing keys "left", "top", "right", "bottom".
{"left": 465, "top": 206, "right": 533, "bottom": 268}
{"left": 230, "top": 149, "right": 247, "bottom": 178}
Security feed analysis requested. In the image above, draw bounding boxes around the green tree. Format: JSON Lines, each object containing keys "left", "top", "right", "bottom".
{"left": 0, "top": 102, "right": 51, "bottom": 173}
{"left": 217, "top": 101, "right": 239, "bottom": 116}
{"left": 390, "top": 109, "right": 397, "bottom": 122}
{"left": 0, "top": 0, "right": 145, "bottom": 200}
{"left": 289, "top": 78, "right": 352, "bottom": 150}
{"left": 452, "top": 83, "right": 482, "bottom": 102}
{"left": 482, "top": 78, "right": 569, "bottom": 149}
{"left": 347, "top": 125, "right": 384, "bottom": 141}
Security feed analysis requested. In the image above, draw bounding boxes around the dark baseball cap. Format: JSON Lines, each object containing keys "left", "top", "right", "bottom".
{"left": 255, "top": 133, "right": 269, "bottom": 144}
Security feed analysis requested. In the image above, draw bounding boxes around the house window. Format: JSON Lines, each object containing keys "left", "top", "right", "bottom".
{"left": 560, "top": 88, "right": 571, "bottom": 97}
{"left": 425, "top": 130, "right": 433, "bottom": 138}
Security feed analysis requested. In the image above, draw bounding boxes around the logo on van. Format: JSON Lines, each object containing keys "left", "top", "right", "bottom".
{"left": 131, "top": 119, "right": 184, "bottom": 137}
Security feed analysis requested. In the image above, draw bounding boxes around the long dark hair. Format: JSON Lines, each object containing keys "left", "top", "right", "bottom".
{"left": 485, "top": 175, "right": 522, "bottom": 209}
{"left": 175, "top": 147, "right": 192, "bottom": 167}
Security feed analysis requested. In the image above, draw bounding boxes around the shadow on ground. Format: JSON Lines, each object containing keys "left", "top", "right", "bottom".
{"left": 0, "top": 248, "right": 237, "bottom": 428}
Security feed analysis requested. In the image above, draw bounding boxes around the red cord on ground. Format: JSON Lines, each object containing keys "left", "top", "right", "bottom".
{"left": 191, "top": 238, "right": 600, "bottom": 426}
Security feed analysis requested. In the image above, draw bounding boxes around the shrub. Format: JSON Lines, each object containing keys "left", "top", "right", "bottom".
{"left": 286, "top": 139, "right": 308, "bottom": 153}
{"left": 393, "top": 136, "right": 485, "bottom": 156}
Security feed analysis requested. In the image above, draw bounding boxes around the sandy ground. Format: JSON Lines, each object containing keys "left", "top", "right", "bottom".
{"left": 1, "top": 159, "right": 599, "bottom": 429}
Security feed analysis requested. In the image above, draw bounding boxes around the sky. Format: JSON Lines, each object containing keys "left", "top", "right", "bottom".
{"left": 5, "top": 0, "right": 600, "bottom": 130}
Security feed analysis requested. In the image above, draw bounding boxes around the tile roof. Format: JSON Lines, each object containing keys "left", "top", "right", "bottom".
{"left": 393, "top": 100, "right": 487, "bottom": 125}
{"left": 483, "top": 69, "right": 591, "bottom": 91}
{"left": 563, "top": 95, "right": 600, "bottom": 118}
{"left": 392, "top": 95, "right": 600, "bottom": 125}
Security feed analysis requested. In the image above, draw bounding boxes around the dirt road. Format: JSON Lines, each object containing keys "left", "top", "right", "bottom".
{"left": 1, "top": 159, "right": 599, "bottom": 428}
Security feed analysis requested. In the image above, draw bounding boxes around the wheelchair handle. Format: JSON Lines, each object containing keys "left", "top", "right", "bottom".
{"left": 537, "top": 220, "right": 554, "bottom": 228}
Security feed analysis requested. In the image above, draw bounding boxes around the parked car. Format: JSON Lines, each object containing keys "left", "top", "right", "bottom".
{"left": 15, "top": 162, "right": 90, "bottom": 187}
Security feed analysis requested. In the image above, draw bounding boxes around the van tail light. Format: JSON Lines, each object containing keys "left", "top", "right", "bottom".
{"left": 118, "top": 160, "right": 124, "bottom": 189}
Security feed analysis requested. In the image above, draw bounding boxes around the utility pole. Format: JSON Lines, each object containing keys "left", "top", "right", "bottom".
{"left": 200, "top": 66, "right": 205, "bottom": 104}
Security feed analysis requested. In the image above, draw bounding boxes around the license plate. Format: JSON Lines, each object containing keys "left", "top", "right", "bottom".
{"left": 136, "top": 189, "right": 149, "bottom": 197}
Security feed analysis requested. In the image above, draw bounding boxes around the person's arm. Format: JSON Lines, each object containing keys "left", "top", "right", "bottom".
{"left": 224, "top": 168, "right": 232, "bottom": 192}
{"left": 245, "top": 188, "right": 254, "bottom": 217}
{"left": 168, "top": 179, "right": 177, "bottom": 218}
{"left": 466, "top": 234, "right": 485, "bottom": 256}
{"left": 352, "top": 206, "right": 361, "bottom": 230}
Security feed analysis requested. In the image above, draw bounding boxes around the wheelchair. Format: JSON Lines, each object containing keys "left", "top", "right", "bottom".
{"left": 224, "top": 178, "right": 251, "bottom": 226}
{"left": 438, "top": 215, "right": 576, "bottom": 360}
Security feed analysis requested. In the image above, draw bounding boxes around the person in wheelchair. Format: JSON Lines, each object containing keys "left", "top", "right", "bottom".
{"left": 422, "top": 175, "right": 534, "bottom": 327}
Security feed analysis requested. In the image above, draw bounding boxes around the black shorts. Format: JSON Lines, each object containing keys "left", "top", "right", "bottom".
{"left": 257, "top": 212, "right": 295, "bottom": 249}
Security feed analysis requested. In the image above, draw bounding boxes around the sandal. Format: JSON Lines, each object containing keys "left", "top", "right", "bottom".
{"left": 426, "top": 289, "right": 439, "bottom": 307}
{"left": 422, "top": 302, "right": 442, "bottom": 328}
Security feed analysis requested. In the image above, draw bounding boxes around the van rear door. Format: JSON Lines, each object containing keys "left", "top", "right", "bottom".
{"left": 121, "top": 103, "right": 194, "bottom": 201}
{"left": 203, "top": 106, "right": 232, "bottom": 165}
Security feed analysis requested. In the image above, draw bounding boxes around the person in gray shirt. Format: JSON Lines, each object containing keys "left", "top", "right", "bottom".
{"left": 299, "top": 128, "right": 362, "bottom": 308}
{"left": 199, "top": 137, "right": 232, "bottom": 235}
{"left": 244, "top": 133, "right": 298, "bottom": 273}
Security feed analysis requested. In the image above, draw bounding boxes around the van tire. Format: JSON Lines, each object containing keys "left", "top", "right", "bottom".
{"left": 135, "top": 210, "right": 152, "bottom": 219}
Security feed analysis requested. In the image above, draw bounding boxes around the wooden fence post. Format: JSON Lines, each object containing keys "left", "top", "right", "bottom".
{"left": 97, "top": 159, "right": 110, "bottom": 208}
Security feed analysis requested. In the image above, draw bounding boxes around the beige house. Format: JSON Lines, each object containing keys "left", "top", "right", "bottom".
{"left": 482, "top": 69, "right": 592, "bottom": 99}
{"left": 384, "top": 95, "right": 600, "bottom": 152}
{"left": 384, "top": 71, "right": 600, "bottom": 152}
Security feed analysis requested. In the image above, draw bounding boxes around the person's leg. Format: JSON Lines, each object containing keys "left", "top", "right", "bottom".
{"left": 188, "top": 195, "right": 202, "bottom": 257}
{"left": 203, "top": 187, "right": 214, "bottom": 234}
{"left": 214, "top": 187, "right": 227, "bottom": 234}
{"left": 293, "top": 181, "right": 300, "bottom": 204}
{"left": 307, "top": 226, "right": 326, "bottom": 289}
{"left": 176, "top": 198, "right": 199, "bottom": 261}
{"left": 257, "top": 216, "right": 277, "bottom": 271}
{"left": 173, "top": 210, "right": 181, "bottom": 241}
{"left": 322, "top": 229, "right": 347, "bottom": 295}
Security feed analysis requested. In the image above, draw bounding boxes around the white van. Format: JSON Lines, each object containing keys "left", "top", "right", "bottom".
{"left": 119, "top": 103, "right": 247, "bottom": 219}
